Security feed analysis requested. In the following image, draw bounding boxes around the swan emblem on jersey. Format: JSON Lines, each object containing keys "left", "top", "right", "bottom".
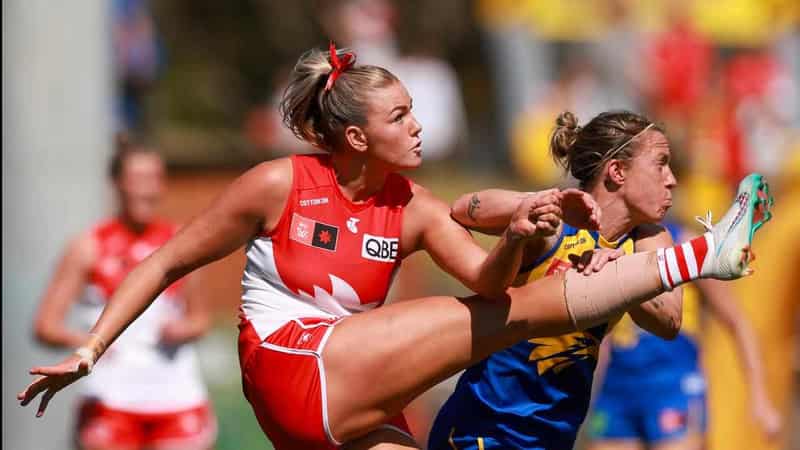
{"left": 528, "top": 332, "right": 601, "bottom": 375}
{"left": 347, "top": 217, "right": 360, "bottom": 234}
{"left": 296, "top": 273, "right": 373, "bottom": 316}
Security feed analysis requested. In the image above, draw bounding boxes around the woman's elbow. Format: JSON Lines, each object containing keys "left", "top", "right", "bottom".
{"left": 32, "top": 320, "right": 59, "bottom": 347}
{"left": 661, "top": 328, "right": 680, "bottom": 341}
{"left": 661, "top": 314, "right": 682, "bottom": 340}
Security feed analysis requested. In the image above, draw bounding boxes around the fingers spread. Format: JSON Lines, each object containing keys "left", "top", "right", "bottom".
{"left": 36, "top": 389, "right": 55, "bottom": 418}
{"left": 574, "top": 250, "right": 593, "bottom": 272}
{"left": 592, "top": 253, "right": 610, "bottom": 273}
{"left": 584, "top": 251, "right": 601, "bottom": 275}
{"left": 18, "top": 376, "right": 48, "bottom": 406}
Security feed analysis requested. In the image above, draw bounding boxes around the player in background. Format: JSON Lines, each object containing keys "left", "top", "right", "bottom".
{"left": 31, "top": 134, "right": 216, "bottom": 450}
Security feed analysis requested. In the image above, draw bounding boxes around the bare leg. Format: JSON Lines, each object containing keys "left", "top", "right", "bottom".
{"left": 324, "top": 252, "right": 667, "bottom": 442}
{"left": 325, "top": 281, "right": 566, "bottom": 442}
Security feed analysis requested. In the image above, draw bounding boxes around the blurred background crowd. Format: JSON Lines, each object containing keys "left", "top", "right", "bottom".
{"left": 4, "top": 1, "right": 800, "bottom": 449}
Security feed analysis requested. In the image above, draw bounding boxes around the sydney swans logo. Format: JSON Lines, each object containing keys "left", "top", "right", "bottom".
{"left": 296, "top": 274, "right": 375, "bottom": 316}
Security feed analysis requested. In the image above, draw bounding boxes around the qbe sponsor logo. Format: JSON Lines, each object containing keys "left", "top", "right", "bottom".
{"left": 362, "top": 233, "right": 398, "bottom": 263}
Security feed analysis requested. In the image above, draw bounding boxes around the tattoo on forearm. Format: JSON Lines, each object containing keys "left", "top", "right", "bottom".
{"left": 467, "top": 194, "right": 481, "bottom": 222}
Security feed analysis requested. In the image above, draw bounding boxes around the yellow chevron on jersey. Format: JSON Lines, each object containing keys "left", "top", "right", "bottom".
{"left": 429, "top": 224, "right": 638, "bottom": 450}
{"left": 529, "top": 333, "right": 602, "bottom": 375}
{"left": 522, "top": 225, "right": 634, "bottom": 375}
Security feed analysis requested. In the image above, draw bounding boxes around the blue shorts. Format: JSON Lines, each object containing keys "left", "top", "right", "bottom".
{"left": 588, "top": 372, "right": 707, "bottom": 444}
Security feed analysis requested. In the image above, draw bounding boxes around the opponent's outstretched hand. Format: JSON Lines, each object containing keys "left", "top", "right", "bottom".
{"left": 569, "top": 247, "right": 626, "bottom": 275}
{"left": 560, "top": 188, "right": 601, "bottom": 230}
{"left": 17, "top": 354, "right": 91, "bottom": 417}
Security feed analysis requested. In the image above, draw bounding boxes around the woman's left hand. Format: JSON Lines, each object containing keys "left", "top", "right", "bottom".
{"left": 570, "top": 247, "right": 626, "bottom": 275}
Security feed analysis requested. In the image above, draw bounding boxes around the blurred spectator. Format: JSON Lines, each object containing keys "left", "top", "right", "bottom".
{"left": 639, "top": 0, "right": 713, "bottom": 123}
{"left": 473, "top": 1, "right": 551, "bottom": 166}
{"left": 691, "top": 0, "right": 797, "bottom": 48}
{"left": 318, "top": 0, "right": 399, "bottom": 69}
{"left": 322, "top": 0, "right": 468, "bottom": 161}
{"left": 113, "top": 0, "right": 163, "bottom": 131}
{"left": 589, "top": 0, "right": 643, "bottom": 112}
{"left": 510, "top": 54, "right": 615, "bottom": 188}
{"left": 723, "top": 49, "right": 799, "bottom": 182}
{"left": 243, "top": 66, "right": 317, "bottom": 157}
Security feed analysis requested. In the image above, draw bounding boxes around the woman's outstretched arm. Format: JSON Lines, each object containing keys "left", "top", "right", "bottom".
{"left": 402, "top": 186, "right": 598, "bottom": 299}
{"left": 451, "top": 188, "right": 598, "bottom": 236}
{"left": 18, "top": 158, "right": 292, "bottom": 416}
{"left": 451, "top": 189, "right": 553, "bottom": 235}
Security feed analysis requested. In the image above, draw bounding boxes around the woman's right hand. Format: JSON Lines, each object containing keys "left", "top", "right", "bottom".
{"left": 17, "top": 354, "right": 92, "bottom": 417}
{"left": 508, "top": 189, "right": 563, "bottom": 240}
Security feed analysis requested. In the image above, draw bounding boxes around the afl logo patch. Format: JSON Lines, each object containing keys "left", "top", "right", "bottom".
{"left": 290, "top": 213, "right": 339, "bottom": 251}
{"left": 361, "top": 234, "right": 398, "bottom": 263}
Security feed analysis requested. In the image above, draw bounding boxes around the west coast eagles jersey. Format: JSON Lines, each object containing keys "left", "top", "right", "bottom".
{"left": 429, "top": 224, "right": 633, "bottom": 450}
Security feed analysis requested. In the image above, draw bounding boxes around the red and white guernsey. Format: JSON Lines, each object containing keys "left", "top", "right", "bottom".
{"left": 240, "top": 154, "right": 413, "bottom": 341}
{"left": 78, "top": 218, "right": 208, "bottom": 413}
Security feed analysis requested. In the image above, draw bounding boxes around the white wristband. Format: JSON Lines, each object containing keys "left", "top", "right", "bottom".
{"left": 74, "top": 347, "right": 96, "bottom": 373}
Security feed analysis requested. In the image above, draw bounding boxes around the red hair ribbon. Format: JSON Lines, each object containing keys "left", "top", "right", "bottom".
{"left": 324, "top": 41, "right": 355, "bottom": 92}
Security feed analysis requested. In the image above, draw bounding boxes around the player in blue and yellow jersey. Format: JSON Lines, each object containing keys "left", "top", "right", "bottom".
{"left": 429, "top": 110, "right": 691, "bottom": 450}
{"left": 586, "top": 220, "right": 782, "bottom": 450}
